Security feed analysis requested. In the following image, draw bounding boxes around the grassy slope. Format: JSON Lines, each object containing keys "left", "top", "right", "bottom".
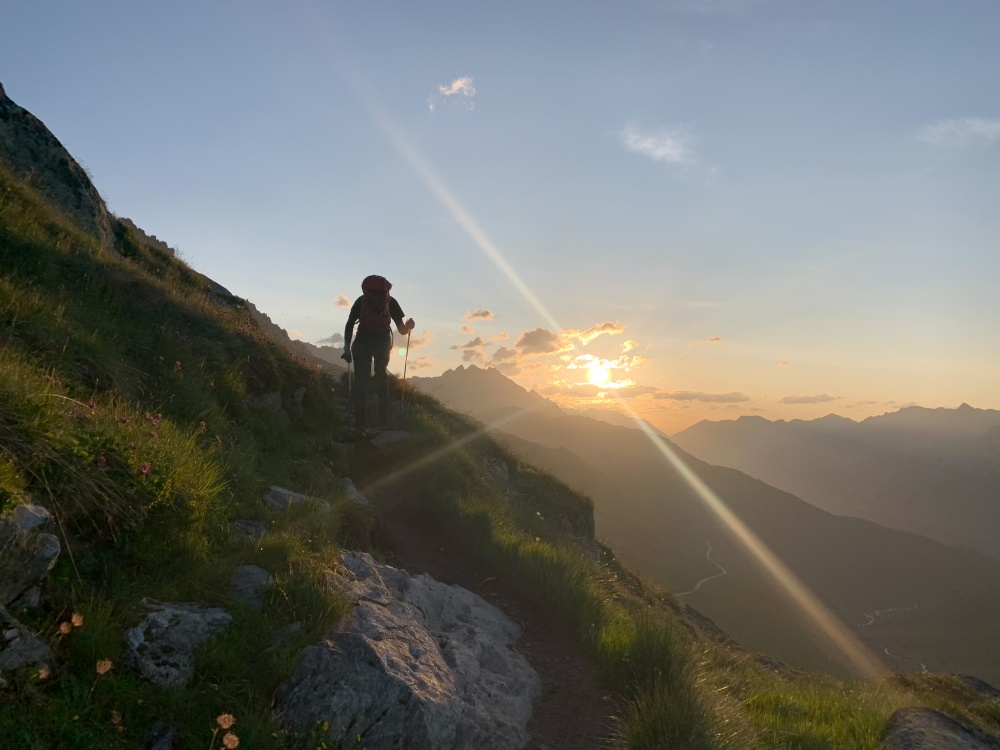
{"left": 1, "top": 165, "right": 998, "bottom": 748}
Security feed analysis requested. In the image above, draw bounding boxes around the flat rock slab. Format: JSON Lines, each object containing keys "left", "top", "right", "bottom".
{"left": 370, "top": 431, "right": 411, "bottom": 448}
{"left": 882, "top": 707, "right": 1000, "bottom": 750}
{"left": 232, "top": 565, "right": 273, "bottom": 610}
{"left": 265, "top": 486, "right": 331, "bottom": 512}
{"left": 233, "top": 519, "right": 268, "bottom": 538}
{"left": 275, "top": 551, "right": 540, "bottom": 750}
{"left": 125, "top": 601, "right": 231, "bottom": 689}
{"left": 342, "top": 477, "right": 370, "bottom": 507}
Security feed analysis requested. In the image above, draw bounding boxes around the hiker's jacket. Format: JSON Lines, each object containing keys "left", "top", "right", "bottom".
{"left": 344, "top": 295, "right": 406, "bottom": 352}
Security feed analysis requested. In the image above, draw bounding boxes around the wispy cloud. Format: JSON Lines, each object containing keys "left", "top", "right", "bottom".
{"left": 408, "top": 331, "right": 435, "bottom": 350}
{"left": 450, "top": 336, "right": 485, "bottom": 350}
{"left": 655, "top": 390, "right": 749, "bottom": 403}
{"left": 317, "top": 332, "right": 344, "bottom": 347}
{"left": 464, "top": 308, "right": 494, "bottom": 321}
{"left": 779, "top": 394, "right": 838, "bottom": 404}
{"left": 428, "top": 76, "right": 476, "bottom": 113}
{"left": 687, "top": 336, "right": 725, "bottom": 348}
{"left": 334, "top": 295, "right": 352, "bottom": 308}
{"left": 563, "top": 321, "right": 626, "bottom": 345}
{"left": 916, "top": 117, "right": 1000, "bottom": 147}
{"left": 620, "top": 124, "right": 697, "bottom": 166}
{"left": 408, "top": 355, "right": 434, "bottom": 371}
{"left": 777, "top": 360, "right": 789, "bottom": 368}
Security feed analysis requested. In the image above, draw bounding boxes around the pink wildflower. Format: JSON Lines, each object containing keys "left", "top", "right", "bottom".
{"left": 199, "top": 420, "right": 207, "bottom": 433}
{"left": 222, "top": 732, "right": 239, "bottom": 749}
{"left": 216, "top": 714, "right": 236, "bottom": 729}
{"left": 140, "top": 462, "right": 152, "bottom": 475}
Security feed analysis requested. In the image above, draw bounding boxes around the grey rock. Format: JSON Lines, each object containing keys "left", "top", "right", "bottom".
{"left": 882, "top": 707, "right": 1000, "bottom": 750}
{"left": 342, "top": 477, "right": 371, "bottom": 507}
{"left": 484, "top": 458, "right": 509, "bottom": 487}
{"left": 0, "top": 505, "right": 61, "bottom": 605}
{"left": 232, "top": 565, "right": 273, "bottom": 610}
{"left": 957, "top": 675, "right": 1000, "bottom": 700}
{"left": 275, "top": 552, "right": 540, "bottom": 750}
{"left": 147, "top": 724, "right": 177, "bottom": 750}
{"left": 370, "top": 430, "right": 411, "bottom": 448}
{"left": 125, "top": 601, "right": 232, "bottom": 689}
{"left": 264, "top": 486, "right": 331, "bottom": 512}
{"left": 10, "top": 586, "right": 41, "bottom": 612}
{"left": 233, "top": 519, "right": 268, "bottom": 538}
{"left": 0, "top": 606, "right": 53, "bottom": 676}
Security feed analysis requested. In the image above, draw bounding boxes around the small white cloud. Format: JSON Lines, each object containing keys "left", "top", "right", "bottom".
{"left": 620, "top": 124, "right": 697, "bottom": 165}
{"left": 429, "top": 76, "right": 476, "bottom": 113}
{"left": 440, "top": 76, "right": 476, "bottom": 97}
{"left": 317, "top": 332, "right": 344, "bottom": 348}
{"left": 334, "top": 295, "right": 352, "bottom": 308}
{"left": 916, "top": 117, "right": 1000, "bottom": 147}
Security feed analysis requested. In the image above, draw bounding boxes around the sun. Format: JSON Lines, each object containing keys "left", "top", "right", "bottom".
{"left": 587, "top": 365, "right": 611, "bottom": 386}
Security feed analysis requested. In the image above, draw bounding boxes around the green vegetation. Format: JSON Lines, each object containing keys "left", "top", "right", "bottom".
{"left": 2, "top": 159, "right": 998, "bottom": 749}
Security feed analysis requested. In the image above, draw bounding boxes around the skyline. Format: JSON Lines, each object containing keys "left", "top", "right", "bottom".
{"left": 3, "top": 1, "right": 998, "bottom": 433}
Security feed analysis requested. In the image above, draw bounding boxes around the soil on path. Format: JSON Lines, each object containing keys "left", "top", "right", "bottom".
{"left": 363, "top": 475, "right": 616, "bottom": 750}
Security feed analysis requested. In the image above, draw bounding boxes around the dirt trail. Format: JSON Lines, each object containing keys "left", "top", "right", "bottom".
{"left": 363, "top": 475, "right": 615, "bottom": 750}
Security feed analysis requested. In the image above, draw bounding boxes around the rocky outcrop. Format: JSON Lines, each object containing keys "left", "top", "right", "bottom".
{"left": 0, "top": 503, "right": 61, "bottom": 605}
{"left": 0, "top": 82, "right": 114, "bottom": 249}
{"left": 275, "top": 552, "right": 540, "bottom": 750}
{"left": 125, "top": 601, "right": 232, "bottom": 689}
{"left": 882, "top": 707, "right": 1000, "bottom": 749}
{"left": 232, "top": 565, "right": 273, "bottom": 610}
{"left": 264, "top": 486, "right": 331, "bottom": 512}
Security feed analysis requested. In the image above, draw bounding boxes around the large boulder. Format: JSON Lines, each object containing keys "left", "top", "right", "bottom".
{"left": 124, "top": 601, "right": 231, "bottom": 689}
{"left": 275, "top": 552, "right": 540, "bottom": 750}
{"left": 882, "top": 706, "right": 1000, "bottom": 749}
{"left": 0, "top": 503, "right": 61, "bottom": 605}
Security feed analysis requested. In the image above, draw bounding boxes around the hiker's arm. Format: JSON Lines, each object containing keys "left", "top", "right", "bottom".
{"left": 389, "top": 298, "right": 414, "bottom": 334}
{"left": 342, "top": 300, "right": 361, "bottom": 360}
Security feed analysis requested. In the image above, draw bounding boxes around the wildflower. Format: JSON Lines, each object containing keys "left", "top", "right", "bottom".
{"left": 199, "top": 420, "right": 207, "bottom": 433}
{"left": 216, "top": 714, "right": 236, "bottom": 729}
{"left": 140, "top": 462, "right": 152, "bottom": 475}
{"left": 59, "top": 621, "right": 72, "bottom": 635}
{"left": 71, "top": 612, "right": 84, "bottom": 628}
{"left": 120, "top": 416, "right": 129, "bottom": 424}
{"left": 149, "top": 430, "right": 158, "bottom": 439}
{"left": 96, "top": 455, "right": 109, "bottom": 469}
{"left": 96, "top": 659, "right": 113, "bottom": 675}
{"left": 37, "top": 666, "right": 51, "bottom": 681}
{"left": 88, "top": 400, "right": 97, "bottom": 409}
{"left": 174, "top": 361, "right": 182, "bottom": 371}
{"left": 222, "top": 732, "right": 240, "bottom": 749}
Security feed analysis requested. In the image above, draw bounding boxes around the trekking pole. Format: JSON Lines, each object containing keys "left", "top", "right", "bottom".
{"left": 347, "top": 358, "right": 353, "bottom": 431}
{"left": 401, "top": 330, "right": 411, "bottom": 408}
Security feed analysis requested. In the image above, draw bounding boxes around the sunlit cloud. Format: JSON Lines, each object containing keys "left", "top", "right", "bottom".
{"left": 407, "top": 355, "right": 434, "bottom": 371}
{"left": 428, "top": 76, "right": 476, "bottom": 113}
{"left": 450, "top": 336, "right": 485, "bottom": 350}
{"left": 492, "top": 346, "right": 518, "bottom": 361}
{"left": 408, "top": 330, "right": 436, "bottom": 350}
{"left": 316, "top": 332, "right": 344, "bottom": 347}
{"left": 515, "top": 327, "right": 572, "bottom": 355}
{"left": 462, "top": 349, "right": 487, "bottom": 364}
{"left": 621, "top": 123, "right": 697, "bottom": 165}
{"left": 622, "top": 339, "right": 638, "bottom": 353}
{"left": 563, "top": 321, "right": 627, "bottom": 345}
{"left": 655, "top": 390, "right": 749, "bottom": 403}
{"left": 464, "top": 308, "right": 494, "bottom": 321}
{"left": 687, "top": 336, "right": 725, "bottom": 348}
{"left": 778, "top": 360, "right": 790, "bottom": 367}
{"left": 916, "top": 117, "right": 1000, "bottom": 147}
{"left": 779, "top": 393, "right": 839, "bottom": 404}
{"left": 334, "top": 295, "right": 352, "bottom": 308}
{"left": 461, "top": 325, "right": 474, "bottom": 334}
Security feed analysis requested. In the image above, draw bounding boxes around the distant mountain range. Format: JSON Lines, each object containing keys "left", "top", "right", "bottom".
{"left": 672, "top": 406, "right": 1000, "bottom": 560}
{"left": 412, "top": 366, "right": 1000, "bottom": 681}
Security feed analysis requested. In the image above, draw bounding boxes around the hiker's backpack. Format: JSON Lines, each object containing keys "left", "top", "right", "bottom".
{"left": 358, "top": 275, "right": 392, "bottom": 332}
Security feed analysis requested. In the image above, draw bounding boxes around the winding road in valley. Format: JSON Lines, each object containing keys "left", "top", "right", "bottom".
{"left": 860, "top": 603, "right": 918, "bottom": 628}
{"left": 676, "top": 541, "right": 728, "bottom": 597}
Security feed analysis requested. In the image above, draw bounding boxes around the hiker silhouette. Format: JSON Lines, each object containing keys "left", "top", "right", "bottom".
{"left": 342, "top": 275, "right": 415, "bottom": 434}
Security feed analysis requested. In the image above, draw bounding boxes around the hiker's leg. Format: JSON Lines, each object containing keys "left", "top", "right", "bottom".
{"left": 352, "top": 342, "right": 372, "bottom": 432}
{"left": 373, "top": 340, "right": 391, "bottom": 427}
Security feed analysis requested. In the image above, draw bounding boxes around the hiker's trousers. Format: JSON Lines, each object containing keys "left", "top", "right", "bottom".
{"left": 351, "top": 329, "right": 391, "bottom": 429}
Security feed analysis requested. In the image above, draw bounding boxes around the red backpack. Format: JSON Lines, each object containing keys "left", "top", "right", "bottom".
{"left": 358, "top": 275, "right": 392, "bottom": 332}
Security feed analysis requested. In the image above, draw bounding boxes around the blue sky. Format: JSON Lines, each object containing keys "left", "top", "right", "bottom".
{"left": 3, "top": 0, "right": 998, "bottom": 431}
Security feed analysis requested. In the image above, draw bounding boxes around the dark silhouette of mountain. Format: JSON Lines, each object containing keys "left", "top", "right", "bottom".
{"left": 412, "top": 367, "right": 1000, "bottom": 681}
{"left": 672, "top": 406, "right": 1000, "bottom": 560}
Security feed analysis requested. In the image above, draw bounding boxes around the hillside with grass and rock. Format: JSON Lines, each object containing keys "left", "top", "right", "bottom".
{"left": 2, "top": 81, "right": 1000, "bottom": 750}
